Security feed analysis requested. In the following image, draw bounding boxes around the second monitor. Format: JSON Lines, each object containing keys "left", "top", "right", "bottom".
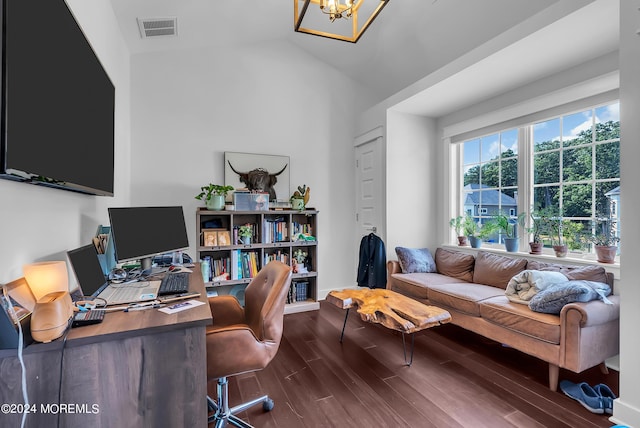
{"left": 108, "top": 206, "right": 189, "bottom": 272}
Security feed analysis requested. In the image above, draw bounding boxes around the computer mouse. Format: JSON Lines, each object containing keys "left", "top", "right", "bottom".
{"left": 168, "top": 265, "right": 181, "bottom": 272}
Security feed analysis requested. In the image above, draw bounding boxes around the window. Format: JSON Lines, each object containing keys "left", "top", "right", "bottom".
{"left": 457, "top": 102, "right": 620, "bottom": 258}
{"left": 462, "top": 129, "right": 518, "bottom": 241}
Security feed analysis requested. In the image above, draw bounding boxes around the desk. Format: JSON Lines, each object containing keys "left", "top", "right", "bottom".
{"left": 0, "top": 265, "right": 213, "bottom": 428}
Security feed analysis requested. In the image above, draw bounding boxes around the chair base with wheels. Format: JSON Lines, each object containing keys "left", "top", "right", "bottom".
{"left": 207, "top": 376, "right": 274, "bottom": 428}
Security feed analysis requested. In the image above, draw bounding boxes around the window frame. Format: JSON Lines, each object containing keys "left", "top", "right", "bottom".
{"left": 452, "top": 101, "right": 620, "bottom": 262}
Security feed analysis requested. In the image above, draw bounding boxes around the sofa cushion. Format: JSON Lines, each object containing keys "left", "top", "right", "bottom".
{"left": 526, "top": 260, "right": 609, "bottom": 284}
{"left": 472, "top": 251, "right": 527, "bottom": 289}
{"left": 428, "top": 282, "right": 503, "bottom": 317}
{"left": 435, "top": 248, "right": 475, "bottom": 282}
{"left": 479, "top": 296, "right": 561, "bottom": 344}
{"left": 388, "top": 272, "right": 467, "bottom": 301}
{"left": 395, "top": 247, "right": 436, "bottom": 273}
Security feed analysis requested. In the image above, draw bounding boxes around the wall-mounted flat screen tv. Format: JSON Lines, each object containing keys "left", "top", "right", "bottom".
{"left": 0, "top": 0, "right": 115, "bottom": 196}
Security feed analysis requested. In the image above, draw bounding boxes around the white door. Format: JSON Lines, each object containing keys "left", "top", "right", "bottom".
{"left": 355, "top": 130, "right": 384, "bottom": 247}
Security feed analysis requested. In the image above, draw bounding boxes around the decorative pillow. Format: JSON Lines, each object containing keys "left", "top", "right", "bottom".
{"left": 528, "top": 280, "right": 612, "bottom": 314}
{"left": 472, "top": 251, "right": 527, "bottom": 289}
{"left": 395, "top": 247, "right": 436, "bottom": 274}
{"left": 435, "top": 248, "right": 475, "bottom": 282}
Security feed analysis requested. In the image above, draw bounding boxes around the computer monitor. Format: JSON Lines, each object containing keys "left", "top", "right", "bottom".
{"left": 108, "top": 206, "right": 189, "bottom": 272}
{"left": 67, "top": 244, "right": 108, "bottom": 298}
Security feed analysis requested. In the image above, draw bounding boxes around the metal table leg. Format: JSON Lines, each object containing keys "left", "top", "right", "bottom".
{"left": 339, "top": 308, "right": 350, "bottom": 343}
{"left": 401, "top": 332, "right": 415, "bottom": 366}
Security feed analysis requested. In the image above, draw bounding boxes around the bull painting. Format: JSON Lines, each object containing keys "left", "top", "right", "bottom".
{"left": 227, "top": 161, "right": 288, "bottom": 201}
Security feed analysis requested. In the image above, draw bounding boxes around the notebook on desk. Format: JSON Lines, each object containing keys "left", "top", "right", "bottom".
{"left": 67, "top": 244, "right": 160, "bottom": 306}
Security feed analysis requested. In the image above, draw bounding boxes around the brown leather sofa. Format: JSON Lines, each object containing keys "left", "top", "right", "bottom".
{"left": 387, "top": 248, "right": 620, "bottom": 391}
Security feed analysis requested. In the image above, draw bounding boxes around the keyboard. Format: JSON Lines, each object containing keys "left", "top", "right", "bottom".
{"left": 158, "top": 272, "right": 190, "bottom": 295}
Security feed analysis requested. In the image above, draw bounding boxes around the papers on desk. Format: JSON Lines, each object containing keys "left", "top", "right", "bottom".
{"left": 158, "top": 299, "right": 205, "bottom": 314}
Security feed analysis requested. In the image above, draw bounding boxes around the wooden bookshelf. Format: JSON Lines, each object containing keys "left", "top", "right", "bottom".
{"left": 196, "top": 208, "right": 319, "bottom": 314}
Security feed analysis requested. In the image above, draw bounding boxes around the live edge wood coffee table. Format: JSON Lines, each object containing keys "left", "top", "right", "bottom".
{"left": 327, "top": 288, "right": 451, "bottom": 366}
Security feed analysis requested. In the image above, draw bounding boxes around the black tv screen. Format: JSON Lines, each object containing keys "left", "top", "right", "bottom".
{"left": 0, "top": 0, "right": 115, "bottom": 196}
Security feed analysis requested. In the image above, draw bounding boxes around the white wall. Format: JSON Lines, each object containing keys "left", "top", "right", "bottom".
{"left": 128, "top": 39, "right": 376, "bottom": 297}
{"left": 613, "top": 0, "right": 640, "bottom": 425}
{"left": 385, "top": 111, "right": 438, "bottom": 253}
{"left": 0, "top": 0, "right": 130, "bottom": 287}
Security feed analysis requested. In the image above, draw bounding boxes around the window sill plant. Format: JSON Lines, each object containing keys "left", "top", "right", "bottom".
{"left": 584, "top": 216, "right": 620, "bottom": 264}
{"left": 494, "top": 212, "right": 525, "bottom": 253}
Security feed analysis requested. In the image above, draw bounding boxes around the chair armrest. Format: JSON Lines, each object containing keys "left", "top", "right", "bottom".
{"left": 208, "top": 295, "right": 245, "bottom": 328}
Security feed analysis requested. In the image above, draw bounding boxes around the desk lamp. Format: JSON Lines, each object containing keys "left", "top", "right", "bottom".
{"left": 23, "top": 261, "right": 73, "bottom": 343}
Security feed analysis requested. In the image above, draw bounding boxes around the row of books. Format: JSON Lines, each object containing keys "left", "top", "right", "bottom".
{"left": 287, "top": 280, "right": 308, "bottom": 304}
{"left": 231, "top": 250, "right": 260, "bottom": 280}
{"left": 262, "top": 217, "right": 289, "bottom": 243}
{"left": 264, "top": 250, "right": 289, "bottom": 265}
{"left": 291, "top": 221, "right": 313, "bottom": 238}
{"left": 201, "top": 251, "right": 260, "bottom": 281}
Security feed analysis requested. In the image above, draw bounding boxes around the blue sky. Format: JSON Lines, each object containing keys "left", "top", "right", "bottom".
{"left": 463, "top": 102, "right": 619, "bottom": 167}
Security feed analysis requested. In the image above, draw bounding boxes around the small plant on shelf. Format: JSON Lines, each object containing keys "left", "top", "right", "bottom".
{"left": 195, "top": 184, "right": 234, "bottom": 211}
{"left": 238, "top": 225, "right": 253, "bottom": 245}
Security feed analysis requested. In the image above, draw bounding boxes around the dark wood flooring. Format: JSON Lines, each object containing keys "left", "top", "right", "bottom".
{"left": 208, "top": 300, "right": 618, "bottom": 427}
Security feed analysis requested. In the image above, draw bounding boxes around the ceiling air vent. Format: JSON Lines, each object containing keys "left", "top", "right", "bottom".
{"left": 137, "top": 17, "right": 177, "bottom": 38}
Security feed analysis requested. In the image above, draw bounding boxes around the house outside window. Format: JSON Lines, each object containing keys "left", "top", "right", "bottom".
{"left": 457, "top": 101, "right": 620, "bottom": 258}
{"left": 462, "top": 129, "right": 518, "bottom": 241}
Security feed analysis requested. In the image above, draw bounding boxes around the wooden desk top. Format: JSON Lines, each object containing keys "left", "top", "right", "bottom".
{"left": 1, "top": 265, "right": 213, "bottom": 355}
{"left": 66, "top": 265, "right": 212, "bottom": 347}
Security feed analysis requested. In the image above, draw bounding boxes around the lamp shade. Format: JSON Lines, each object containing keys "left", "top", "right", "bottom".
{"left": 23, "top": 261, "right": 69, "bottom": 301}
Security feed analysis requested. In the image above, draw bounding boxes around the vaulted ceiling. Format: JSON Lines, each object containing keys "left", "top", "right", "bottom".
{"left": 109, "top": 0, "right": 619, "bottom": 114}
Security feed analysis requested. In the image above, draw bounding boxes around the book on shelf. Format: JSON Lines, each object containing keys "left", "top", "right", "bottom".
{"left": 231, "top": 250, "right": 260, "bottom": 280}
{"left": 264, "top": 250, "right": 288, "bottom": 265}
{"left": 262, "top": 217, "right": 288, "bottom": 243}
{"left": 291, "top": 221, "right": 313, "bottom": 240}
{"left": 287, "top": 280, "right": 308, "bottom": 304}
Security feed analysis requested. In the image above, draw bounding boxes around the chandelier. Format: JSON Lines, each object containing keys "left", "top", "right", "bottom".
{"left": 294, "top": 0, "right": 389, "bottom": 43}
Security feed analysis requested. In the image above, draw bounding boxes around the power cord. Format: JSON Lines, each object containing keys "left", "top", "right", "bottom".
{"left": 2, "top": 285, "right": 28, "bottom": 428}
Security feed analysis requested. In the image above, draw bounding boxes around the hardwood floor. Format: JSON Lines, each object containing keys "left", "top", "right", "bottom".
{"left": 208, "top": 300, "right": 618, "bottom": 427}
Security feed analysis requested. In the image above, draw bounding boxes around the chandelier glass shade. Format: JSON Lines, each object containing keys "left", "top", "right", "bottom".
{"left": 294, "top": 0, "right": 389, "bottom": 43}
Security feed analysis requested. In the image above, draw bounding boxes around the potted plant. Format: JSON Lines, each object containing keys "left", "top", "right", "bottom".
{"left": 195, "top": 184, "right": 234, "bottom": 211}
{"left": 449, "top": 215, "right": 468, "bottom": 246}
{"left": 494, "top": 212, "right": 525, "bottom": 252}
{"left": 463, "top": 214, "right": 477, "bottom": 241}
{"left": 289, "top": 185, "right": 310, "bottom": 211}
{"left": 585, "top": 216, "right": 620, "bottom": 263}
{"left": 542, "top": 210, "right": 568, "bottom": 257}
{"left": 238, "top": 225, "right": 253, "bottom": 245}
{"left": 470, "top": 218, "right": 497, "bottom": 249}
{"left": 527, "top": 210, "right": 545, "bottom": 254}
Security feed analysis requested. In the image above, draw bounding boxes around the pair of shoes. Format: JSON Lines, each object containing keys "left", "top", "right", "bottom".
{"left": 559, "top": 380, "right": 604, "bottom": 414}
{"left": 594, "top": 383, "right": 616, "bottom": 415}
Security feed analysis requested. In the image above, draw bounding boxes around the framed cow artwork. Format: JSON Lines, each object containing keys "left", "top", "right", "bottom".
{"left": 224, "top": 152, "right": 290, "bottom": 202}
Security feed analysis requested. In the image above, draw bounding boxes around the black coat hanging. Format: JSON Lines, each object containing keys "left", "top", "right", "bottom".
{"left": 356, "top": 233, "right": 386, "bottom": 289}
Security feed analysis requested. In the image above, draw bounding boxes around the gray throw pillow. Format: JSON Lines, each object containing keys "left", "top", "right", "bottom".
{"left": 528, "top": 280, "right": 612, "bottom": 315}
{"left": 395, "top": 247, "right": 436, "bottom": 274}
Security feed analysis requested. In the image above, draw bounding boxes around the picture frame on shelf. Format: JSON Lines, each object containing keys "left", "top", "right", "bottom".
{"left": 203, "top": 229, "right": 218, "bottom": 247}
{"left": 217, "top": 230, "right": 231, "bottom": 246}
